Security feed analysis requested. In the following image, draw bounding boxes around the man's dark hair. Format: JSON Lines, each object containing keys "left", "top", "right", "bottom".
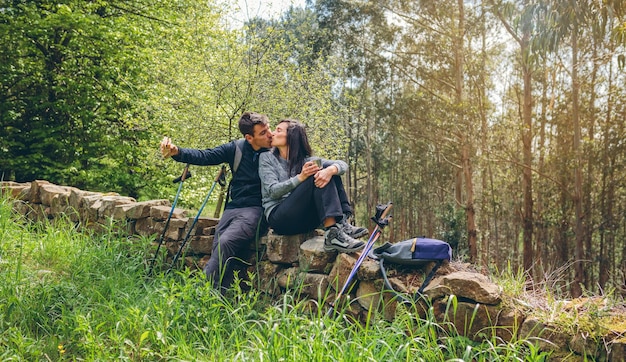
{"left": 239, "top": 112, "right": 269, "bottom": 136}
{"left": 272, "top": 119, "right": 312, "bottom": 177}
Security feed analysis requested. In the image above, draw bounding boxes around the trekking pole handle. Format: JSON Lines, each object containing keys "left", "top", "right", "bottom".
{"left": 380, "top": 203, "right": 392, "bottom": 219}
{"left": 172, "top": 164, "right": 191, "bottom": 183}
{"left": 373, "top": 202, "right": 393, "bottom": 228}
{"left": 214, "top": 165, "right": 225, "bottom": 183}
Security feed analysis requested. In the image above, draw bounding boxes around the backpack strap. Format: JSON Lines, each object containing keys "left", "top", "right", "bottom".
{"left": 416, "top": 260, "right": 443, "bottom": 295}
{"left": 379, "top": 258, "right": 443, "bottom": 304}
{"left": 232, "top": 139, "right": 245, "bottom": 174}
{"left": 379, "top": 258, "right": 412, "bottom": 304}
{"left": 224, "top": 139, "right": 246, "bottom": 208}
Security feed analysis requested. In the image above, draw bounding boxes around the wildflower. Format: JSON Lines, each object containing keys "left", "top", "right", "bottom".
{"left": 58, "top": 343, "right": 65, "bottom": 354}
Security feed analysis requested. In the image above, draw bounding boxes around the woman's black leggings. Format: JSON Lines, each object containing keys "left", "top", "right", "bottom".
{"left": 268, "top": 176, "right": 351, "bottom": 235}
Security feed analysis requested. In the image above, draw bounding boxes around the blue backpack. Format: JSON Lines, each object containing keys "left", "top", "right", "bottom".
{"left": 372, "top": 237, "right": 452, "bottom": 302}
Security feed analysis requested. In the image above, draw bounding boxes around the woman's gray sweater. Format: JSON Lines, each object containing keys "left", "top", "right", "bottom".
{"left": 259, "top": 151, "right": 348, "bottom": 220}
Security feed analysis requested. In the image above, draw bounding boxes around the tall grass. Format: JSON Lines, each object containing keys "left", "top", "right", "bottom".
{"left": 0, "top": 196, "right": 548, "bottom": 361}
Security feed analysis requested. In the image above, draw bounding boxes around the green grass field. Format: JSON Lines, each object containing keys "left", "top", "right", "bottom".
{"left": 0, "top": 197, "right": 548, "bottom": 361}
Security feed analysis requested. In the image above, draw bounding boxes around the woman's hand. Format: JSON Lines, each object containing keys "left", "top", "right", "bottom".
{"left": 297, "top": 161, "right": 321, "bottom": 182}
{"left": 314, "top": 165, "right": 338, "bottom": 188}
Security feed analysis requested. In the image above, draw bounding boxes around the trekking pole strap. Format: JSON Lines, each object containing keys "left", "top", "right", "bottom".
{"left": 371, "top": 202, "right": 393, "bottom": 228}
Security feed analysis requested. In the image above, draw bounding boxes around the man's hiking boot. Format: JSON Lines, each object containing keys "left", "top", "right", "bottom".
{"left": 340, "top": 220, "right": 368, "bottom": 239}
{"left": 324, "top": 225, "right": 365, "bottom": 253}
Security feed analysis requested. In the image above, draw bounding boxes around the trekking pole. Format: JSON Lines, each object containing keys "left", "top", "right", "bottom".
{"left": 147, "top": 164, "right": 191, "bottom": 277}
{"left": 166, "top": 165, "right": 226, "bottom": 274}
{"left": 326, "top": 202, "right": 392, "bottom": 317}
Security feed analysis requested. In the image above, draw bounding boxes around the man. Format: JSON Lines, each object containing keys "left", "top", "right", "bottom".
{"left": 160, "top": 112, "right": 273, "bottom": 291}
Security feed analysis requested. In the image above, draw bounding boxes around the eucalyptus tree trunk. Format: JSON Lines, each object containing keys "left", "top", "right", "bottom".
{"left": 535, "top": 68, "right": 549, "bottom": 280}
{"left": 571, "top": 24, "right": 584, "bottom": 298}
{"left": 454, "top": 0, "right": 477, "bottom": 263}
{"left": 598, "top": 44, "right": 615, "bottom": 290}
{"left": 493, "top": 1, "right": 535, "bottom": 275}
{"left": 388, "top": 123, "right": 396, "bottom": 242}
{"left": 599, "top": 146, "right": 615, "bottom": 290}
{"left": 366, "top": 117, "right": 373, "bottom": 220}
{"left": 583, "top": 42, "right": 599, "bottom": 291}
{"left": 556, "top": 112, "right": 571, "bottom": 289}
{"left": 520, "top": 33, "right": 534, "bottom": 276}
{"left": 346, "top": 115, "right": 357, "bottom": 217}
{"left": 616, "top": 109, "right": 625, "bottom": 295}
{"left": 478, "top": 2, "right": 490, "bottom": 268}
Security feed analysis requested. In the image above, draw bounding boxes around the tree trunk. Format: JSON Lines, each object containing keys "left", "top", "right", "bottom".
{"left": 454, "top": 0, "right": 476, "bottom": 263}
{"left": 479, "top": 2, "right": 490, "bottom": 269}
{"left": 583, "top": 42, "right": 598, "bottom": 291}
{"left": 571, "top": 25, "right": 584, "bottom": 298}
{"left": 347, "top": 114, "right": 358, "bottom": 218}
{"left": 534, "top": 68, "right": 549, "bottom": 280}
{"left": 598, "top": 46, "right": 615, "bottom": 290}
{"left": 521, "top": 36, "right": 534, "bottom": 276}
{"left": 462, "top": 143, "right": 477, "bottom": 262}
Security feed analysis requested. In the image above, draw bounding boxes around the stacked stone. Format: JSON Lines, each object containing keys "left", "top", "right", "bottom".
{"left": 258, "top": 230, "right": 504, "bottom": 324}
{"left": 0, "top": 180, "right": 219, "bottom": 269}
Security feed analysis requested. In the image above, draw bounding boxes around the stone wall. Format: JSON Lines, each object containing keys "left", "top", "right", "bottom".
{"left": 2, "top": 180, "right": 625, "bottom": 361}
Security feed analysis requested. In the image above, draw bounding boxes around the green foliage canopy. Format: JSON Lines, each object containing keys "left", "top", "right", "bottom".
{"left": 0, "top": 0, "right": 160, "bottom": 196}
{"left": 0, "top": 0, "right": 351, "bottom": 203}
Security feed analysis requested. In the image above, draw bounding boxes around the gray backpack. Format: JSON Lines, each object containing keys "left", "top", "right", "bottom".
{"left": 372, "top": 237, "right": 452, "bottom": 303}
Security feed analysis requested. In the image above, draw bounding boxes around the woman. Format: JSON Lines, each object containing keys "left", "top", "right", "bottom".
{"left": 259, "top": 119, "right": 367, "bottom": 253}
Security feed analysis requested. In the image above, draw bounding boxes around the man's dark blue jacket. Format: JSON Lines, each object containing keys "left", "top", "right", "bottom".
{"left": 172, "top": 140, "right": 269, "bottom": 210}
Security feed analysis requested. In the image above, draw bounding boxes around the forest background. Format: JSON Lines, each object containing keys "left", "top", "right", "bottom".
{"left": 1, "top": 0, "right": 625, "bottom": 299}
